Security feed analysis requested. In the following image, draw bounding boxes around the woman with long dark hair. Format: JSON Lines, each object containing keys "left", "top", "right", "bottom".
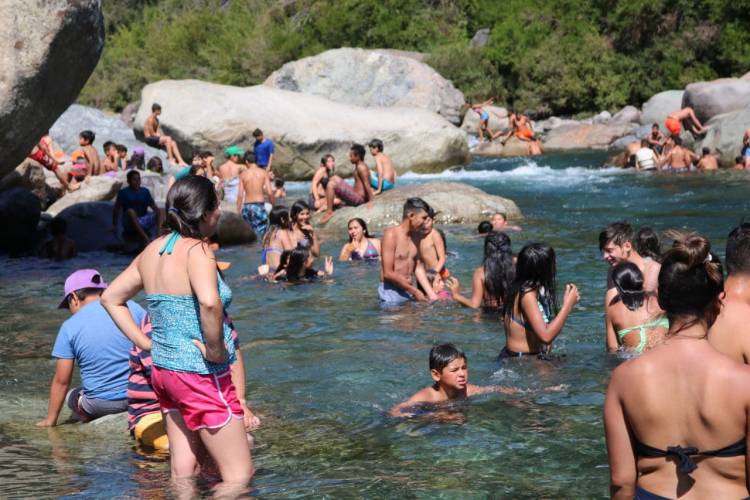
{"left": 605, "top": 232, "right": 750, "bottom": 499}
{"left": 290, "top": 200, "right": 320, "bottom": 258}
{"left": 605, "top": 262, "right": 668, "bottom": 353}
{"left": 447, "top": 231, "right": 514, "bottom": 310}
{"left": 501, "top": 242, "right": 579, "bottom": 357}
{"left": 260, "top": 205, "right": 294, "bottom": 273}
{"left": 339, "top": 218, "right": 381, "bottom": 261}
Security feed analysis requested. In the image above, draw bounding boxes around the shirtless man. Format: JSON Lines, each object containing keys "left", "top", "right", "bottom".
{"left": 236, "top": 151, "right": 274, "bottom": 237}
{"left": 319, "top": 144, "right": 374, "bottom": 224}
{"left": 599, "top": 221, "right": 661, "bottom": 316}
{"left": 734, "top": 156, "right": 747, "bottom": 170}
{"left": 709, "top": 224, "right": 750, "bottom": 363}
{"left": 28, "top": 134, "right": 78, "bottom": 192}
{"left": 696, "top": 147, "right": 719, "bottom": 171}
{"left": 310, "top": 154, "right": 339, "bottom": 212}
{"left": 218, "top": 146, "right": 245, "bottom": 204}
{"left": 658, "top": 136, "right": 698, "bottom": 172}
{"left": 368, "top": 139, "right": 396, "bottom": 195}
{"left": 623, "top": 140, "right": 641, "bottom": 168}
{"left": 646, "top": 123, "right": 665, "bottom": 153}
{"left": 79, "top": 130, "right": 100, "bottom": 177}
{"left": 501, "top": 111, "right": 542, "bottom": 155}
{"left": 664, "top": 106, "right": 705, "bottom": 137}
{"left": 143, "top": 103, "right": 186, "bottom": 166}
{"left": 379, "top": 198, "right": 432, "bottom": 304}
{"left": 101, "top": 142, "right": 119, "bottom": 175}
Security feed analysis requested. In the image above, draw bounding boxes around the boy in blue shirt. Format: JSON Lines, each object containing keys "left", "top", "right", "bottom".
{"left": 253, "top": 128, "right": 275, "bottom": 175}
{"left": 36, "top": 269, "right": 146, "bottom": 427}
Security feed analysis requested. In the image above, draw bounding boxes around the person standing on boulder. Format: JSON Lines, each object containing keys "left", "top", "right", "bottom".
{"left": 665, "top": 107, "right": 705, "bottom": 137}
{"left": 319, "top": 144, "right": 375, "bottom": 224}
{"left": 236, "top": 151, "right": 275, "bottom": 237}
{"left": 368, "top": 139, "right": 396, "bottom": 195}
{"left": 466, "top": 99, "right": 496, "bottom": 143}
{"left": 143, "top": 103, "right": 187, "bottom": 166}
{"left": 252, "top": 129, "right": 275, "bottom": 176}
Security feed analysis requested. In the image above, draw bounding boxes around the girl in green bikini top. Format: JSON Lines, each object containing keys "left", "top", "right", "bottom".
{"left": 606, "top": 262, "right": 669, "bottom": 354}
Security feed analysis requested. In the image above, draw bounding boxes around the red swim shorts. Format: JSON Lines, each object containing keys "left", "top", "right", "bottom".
{"left": 29, "top": 149, "right": 57, "bottom": 172}
{"left": 151, "top": 366, "right": 243, "bottom": 431}
{"left": 517, "top": 127, "right": 534, "bottom": 140}
{"left": 664, "top": 117, "right": 681, "bottom": 136}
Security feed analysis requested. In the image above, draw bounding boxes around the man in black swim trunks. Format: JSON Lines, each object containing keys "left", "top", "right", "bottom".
{"left": 143, "top": 103, "right": 186, "bottom": 166}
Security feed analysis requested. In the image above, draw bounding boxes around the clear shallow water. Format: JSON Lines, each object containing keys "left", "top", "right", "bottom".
{"left": 2, "top": 153, "right": 750, "bottom": 498}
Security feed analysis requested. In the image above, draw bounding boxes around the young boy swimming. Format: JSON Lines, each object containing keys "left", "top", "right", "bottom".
{"left": 390, "top": 344, "right": 515, "bottom": 416}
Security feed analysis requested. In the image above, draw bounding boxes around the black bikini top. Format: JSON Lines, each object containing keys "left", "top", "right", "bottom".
{"left": 635, "top": 438, "right": 746, "bottom": 474}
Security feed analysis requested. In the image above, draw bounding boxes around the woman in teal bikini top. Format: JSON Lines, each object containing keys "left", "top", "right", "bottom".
{"left": 606, "top": 262, "right": 669, "bottom": 354}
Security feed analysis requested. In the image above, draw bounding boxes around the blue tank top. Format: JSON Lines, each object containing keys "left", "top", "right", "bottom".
{"left": 147, "top": 232, "right": 237, "bottom": 374}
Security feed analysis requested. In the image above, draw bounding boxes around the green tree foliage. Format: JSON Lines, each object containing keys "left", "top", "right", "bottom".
{"left": 82, "top": 0, "right": 750, "bottom": 116}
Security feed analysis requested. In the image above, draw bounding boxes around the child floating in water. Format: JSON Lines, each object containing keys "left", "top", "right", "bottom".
{"left": 390, "top": 344, "right": 516, "bottom": 417}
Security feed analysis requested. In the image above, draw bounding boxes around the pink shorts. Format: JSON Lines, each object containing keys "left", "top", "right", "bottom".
{"left": 151, "top": 366, "right": 243, "bottom": 431}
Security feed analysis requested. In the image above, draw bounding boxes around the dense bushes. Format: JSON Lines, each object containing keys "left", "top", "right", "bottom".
{"left": 81, "top": 0, "right": 750, "bottom": 116}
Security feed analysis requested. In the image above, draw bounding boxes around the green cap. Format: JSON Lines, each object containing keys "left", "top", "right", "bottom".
{"left": 224, "top": 145, "right": 244, "bottom": 157}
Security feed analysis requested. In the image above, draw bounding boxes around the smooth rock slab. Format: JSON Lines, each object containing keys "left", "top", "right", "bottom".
{"left": 46, "top": 176, "right": 122, "bottom": 216}
{"left": 312, "top": 181, "right": 521, "bottom": 231}
{"left": 543, "top": 123, "right": 637, "bottom": 151}
{"left": 682, "top": 78, "right": 750, "bottom": 125}
{"left": 696, "top": 105, "right": 750, "bottom": 166}
{"left": 639, "top": 90, "right": 684, "bottom": 126}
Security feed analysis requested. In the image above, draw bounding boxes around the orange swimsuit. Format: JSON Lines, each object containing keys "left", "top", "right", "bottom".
{"left": 665, "top": 117, "right": 681, "bottom": 136}
{"left": 516, "top": 127, "right": 534, "bottom": 140}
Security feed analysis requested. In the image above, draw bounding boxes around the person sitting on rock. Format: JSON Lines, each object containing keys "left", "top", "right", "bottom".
{"left": 127, "top": 147, "right": 146, "bottom": 170}
{"left": 218, "top": 145, "right": 244, "bottom": 204}
{"left": 500, "top": 111, "right": 543, "bottom": 155}
{"left": 147, "top": 157, "right": 163, "bottom": 174}
{"left": 309, "top": 154, "right": 340, "bottom": 213}
{"left": 116, "top": 144, "right": 128, "bottom": 170}
{"left": 319, "top": 144, "right": 375, "bottom": 224}
{"left": 79, "top": 130, "right": 101, "bottom": 177}
{"left": 40, "top": 217, "right": 77, "bottom": 261}
{"left": 101, "top": 141, "right": 119, "bottom": 177}
{"left": 368, "top": 139, "right": 396, "bottom": 194}
{"left": 466, "top": 99, "right": 497, "bottom": 143}
{"left": 696, "top": 147, "right": 719, "bottom": 171}
{"left": 658, "top": 136, "right": 698, "bottom": 173}
{"left": 28, "top": 134, "right": 78, "bottom": 193}
{"left": 68, "top": 150, "right": 89, "bottom": 183}
{"left": 237, "top": 151, "right": 275, "bottom": 237}
{"left": 665, "top": 107, "right": 705, "bottom": 137}
{"left": 647, "top": 123, "right": 665, "bottom": 153}
{"left": 143, "top": 103, "right": 186, "bottom": 166}
{"left": 113, "top": 170, "right": 163, "bottom": 248}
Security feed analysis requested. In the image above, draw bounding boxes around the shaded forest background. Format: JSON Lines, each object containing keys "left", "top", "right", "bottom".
{"left": 83, "top": 0, "right": 750, "bottom": 117}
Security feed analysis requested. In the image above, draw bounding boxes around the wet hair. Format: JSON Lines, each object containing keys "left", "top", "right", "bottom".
{"left": 477, "top": 221, "right": 492, "bottom": 234}
{"left": 126, "top": 170, "right": 140, "bottom": 182}
{"left": 243, "top": 151, "right": 256, "bottom": 164}
{"left": 483, "top": 231, "right": 514, "bottom": 306}
{"left": 611, "top": 262, "right": 645, "bottom": 311}
{"left": 199, "top": 151, "right": 214, "bottom": 159}
{"left": 152, "top": 103, "right": 161, "bottom": 112}
{"left": 103, "top": 141, "right": 115, "bottom": 153}
{"left": 641, "top": 138, "right": 650, "bottom": 147}
{"left": 599, "top": 221, "right": 633, "bottom": 252}
{"left": 673, "top": 136, "right": 682, "bottom": 146}
{"left": 50, "top": 217, "right": 67, "bottom": 236}
{"left": 402, "top": 197, "right": 431, "bottom": 219}
{"left": 725, "top": 223, "right": 750, "bottom": 275}
{"left": 290, "top": 199, "right": 310, "bottom": 224}
{"left": 116, "top": 144, "right": 127, "bottom": 153}
{"left": 702, "top": 147, "right": 710, "bottom": 155}
{"left": 147, "top": 157, "right": 163, "bottom": 174}
{"left": 274, "top": 177, "right": 285, "bottom": 189}
{"left": 263, "top": 206, "right": 291, "bottom": 248}
{"left": 347, "top": 218, "right": 371, "bottom": 241}
{"left": 505, "top": 242, "right": 559, "bottom": 319}
{"left": 164, "top": 176, "right": 219, "bottom": 239}
{"left": 652, "top": 123, "right": 659, "bottom": 129}
{"left": 429, "top": 343, "right": 466, "bottom": 373}
{"left": 635, "top": 227, "right": 661, "bottom": 261}
{"left": 350, "top": 143, "right": 366, "bottom": 161}
{"left": 277, "top": 244, "right": 309, "bottom": 281}
{"left": 736, "top": 156, "right": 744, "bottom": 164}
{"left": 189, "top": 163, "right": 205, "bottom": 176}
{"left": 493, "top": 212, "right": 507, "bottom": 222}
{"left": 320, "top": 154, "right": 334, "bottom": 167}
{"left": 368, "top": 139, "right": 384, "bottom": 152}
{"left": 658, "top": 231, "right": 723, "bottom": 332}
{"left": 252, "top": 128, "right": 263, "bottom": 138}
{"left": 79, "top": 130, "right": 95, "bottom": 144}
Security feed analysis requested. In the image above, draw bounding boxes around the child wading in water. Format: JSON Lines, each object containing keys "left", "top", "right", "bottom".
{"left": 502, "top": 243, "right": 580, "bottom": 358}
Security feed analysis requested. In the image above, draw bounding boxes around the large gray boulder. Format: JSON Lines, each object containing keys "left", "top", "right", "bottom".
{"left": 640, "top": 90, "right": 684, "bottom": 126}
{"left": 0, "top": 1, "right": 104, "bottom": 179}
{"left": 543, "top": 123, "right": 637, "bottom": 151}
{"left": 46, "top": 176, "right": 122, "bottom": 216}
{"left": 50, "top": 104, "right": 166, "bottom": 162}
{"left": 0, "top": 159, "right": 49, "bottom": 202}
{"left": 264, "top": 48, "right": 466, "bottom": 125}
{"left": 471, "top": 137, "right": 534, "bottom": 158}
{"left": 0, "top": 187, "right": 41, "bottom": 254}
{"left": 312, "top": 181, "right": 521, "bottom": 231}
{"left": 682, "top": 78, "right": 750, "bottom": 125}
{"left": 133, "top": 80, "right": 470, "bottom": 181}
{"left": 460, "top": 106, "right": 509, "bottom": 135}
{"left": 216, "top": 211, "right": 256, "bottom": 246}
{"left": 56, "top": 201, "right": 122, "bottom": 252}
{"left": 696, "top": 105, "right": 750, "bottom": 166}
{"left": 611, "top": 105, "right": 641, "bottom": 124}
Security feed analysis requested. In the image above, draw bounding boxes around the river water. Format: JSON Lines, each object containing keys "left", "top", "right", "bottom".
{"left": 2, "top": 153, "right": 749, "bottom": 498}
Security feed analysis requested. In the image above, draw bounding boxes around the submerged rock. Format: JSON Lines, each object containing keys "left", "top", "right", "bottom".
{"left": 0, "top": 188, "right": 42, "bottom": 254}
{"left": 682, "top": 78, "right": 750, "bottom": 125}
{"left": 264, "top": 48, "right": 466, "bottom": 125}
{"left": 312, "top": 181, "right": 521, "bottom": 231}
{"left": 133, "top": 80, "right": 470, "bottom": 181}
{"left": 0, "top": 0, "right": 104, "bottom": 179}
{"left": 639, "top": 90, "right": 684, "bottom": 126}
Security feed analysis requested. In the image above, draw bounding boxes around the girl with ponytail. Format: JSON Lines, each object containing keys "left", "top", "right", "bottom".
{"left": 606, "top": 231, "right": 750, "bottom": 499}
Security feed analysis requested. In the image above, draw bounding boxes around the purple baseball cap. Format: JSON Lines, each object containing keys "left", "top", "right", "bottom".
{"left": 58, "top": 269, "right": 108, "bottom": 309}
